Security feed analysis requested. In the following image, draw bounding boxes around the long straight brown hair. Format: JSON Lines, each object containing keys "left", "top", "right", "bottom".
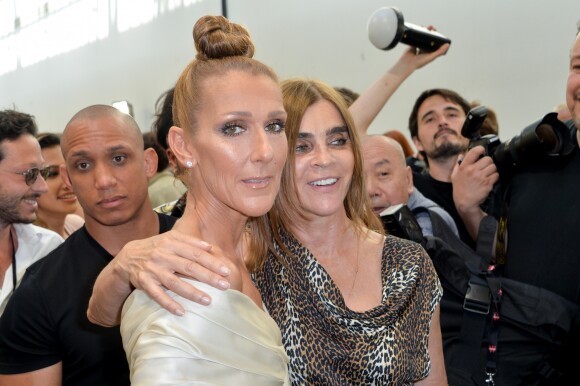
{"left": 251, "top": 78, "right": 382, "bottom": 270}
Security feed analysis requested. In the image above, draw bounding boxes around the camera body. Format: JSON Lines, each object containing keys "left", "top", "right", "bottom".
{"left": 462, "top": 106, "right": 574, "bottom": 175}
{"left": 461, "top": 105, "right": 499, "bottom": 156}
{"left": 468, "top": 134, "right": 501, "bottom": 158}
{"left": 379, "top": 204, "right": 423, "bottom": 243}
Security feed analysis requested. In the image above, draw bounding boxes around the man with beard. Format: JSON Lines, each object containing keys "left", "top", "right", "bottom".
{"left": 440, "top": 25, "right": 580, "bottom": 385}
{"left": 0, "top": 110, "right": 63, "bottom": 315}
{"left": 480, "top": 25, "right": 580, "bottom": 384}
{"left": 408, "top": 89, "right": 498, "bottom": 247}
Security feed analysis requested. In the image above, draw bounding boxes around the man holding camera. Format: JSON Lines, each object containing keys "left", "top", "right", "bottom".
{"left": 484, "top": 25, "right": 580, "bottom": 384}
{"left": 437, "top": 25, "right": 580, "bottom": 385}
{"left": 408, "top": 89, "right": 498, "bottom": 248}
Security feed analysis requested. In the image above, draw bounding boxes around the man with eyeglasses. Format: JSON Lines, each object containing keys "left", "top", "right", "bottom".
{"left": 0, "top": 110, "right": 63, "bottom": 315}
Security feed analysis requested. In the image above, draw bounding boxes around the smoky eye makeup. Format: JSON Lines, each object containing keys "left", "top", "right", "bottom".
{"left": 220, "top": 121, "right": 246, "bottom": 136}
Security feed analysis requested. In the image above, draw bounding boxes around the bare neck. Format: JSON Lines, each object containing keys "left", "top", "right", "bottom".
{"left": 85, "top": 208, "right": 160, "bottom": 257}
{"left": 289, "top": 210, "right": 354, "bottom": 260}
{"left": 427, "top": 154, "right": 459, "bottom": 182}
{"left": 37, "top": 212, "right": 67, "bottom": 238}
{"left": 0, "top": 224, "right": 15, "bottom": 285}
{"left": 0, "top": 223, "right": 11, "bottom": 252}
{"left": 173, "top": 193, "right": 247, "bottom": 263}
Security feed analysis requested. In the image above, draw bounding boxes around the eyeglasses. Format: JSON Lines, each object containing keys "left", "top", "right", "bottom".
{"left": 43, "top": 165, "right": 61, "bottom": 179}
{"left": 14, "top": 166, "right": 52, "bottom": 186}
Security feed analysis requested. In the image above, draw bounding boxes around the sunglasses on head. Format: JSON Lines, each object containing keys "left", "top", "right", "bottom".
{"left": 15, "top": 166, "right": 54, "bottom": 186}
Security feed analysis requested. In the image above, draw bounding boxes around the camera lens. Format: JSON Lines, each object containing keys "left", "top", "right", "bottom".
{"left": 535, "top": 123, "right": 561, "bottom": 154}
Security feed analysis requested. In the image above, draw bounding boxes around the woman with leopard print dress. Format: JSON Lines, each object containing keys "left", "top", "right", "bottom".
{"left": 249, "top": 79, "right": 446, "bottom": 385}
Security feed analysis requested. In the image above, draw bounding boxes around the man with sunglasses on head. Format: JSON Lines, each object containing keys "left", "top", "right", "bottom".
{"left": 0, "top": 109, "right": 63, "bottom": 316}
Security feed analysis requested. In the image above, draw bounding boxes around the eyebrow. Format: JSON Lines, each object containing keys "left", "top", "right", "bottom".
{"left": 420, "top": 105, "right": 462, "bottom": 122}
{"left": 374, "top": 158, "right": 392, "bottom": 167}
{"left": 298, "top": 125, "right": 348, "bottom": 139}
{"left": 269, "top": 110, "right": 286, "bottom": 118}
{"left": 107, "top": 145, "right": 130, "bottom": 153}
{"left": 68, "top": 150, "right": 89, "bottom": 159}
{"left": 68, "top": 144, "right": 131, "bottom": 159}
{"left": 223, "top": 110, "right": 286, "bottom": 119}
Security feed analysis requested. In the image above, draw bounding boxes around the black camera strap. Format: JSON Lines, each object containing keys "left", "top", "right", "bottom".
{"left": 493, "top": 183, "right": 512, "bottom": 265}
{"left": 423, "top": 213, "right": 580, "bottom": 384}
{"left": 450, "top": 216, "right": 502, "bottom": 385}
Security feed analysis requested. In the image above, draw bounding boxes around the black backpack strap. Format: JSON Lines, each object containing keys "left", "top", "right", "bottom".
{"left": 477, "top": 217, "right": 502, "bottom": 379}
{"left": 411, "top": 206, "right": 452, "bottom": 242}
{"left": 410, "top": 205, "right": 429, "bottom": 216}
{"left": 474, "top": 216, "right": 497, "bottom": 269}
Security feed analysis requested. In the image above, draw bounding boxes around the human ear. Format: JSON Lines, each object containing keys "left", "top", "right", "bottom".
{"left": 406, "top": 166, "right": 414, "bottom": 195}
{"left": 412, "top": 136, "right": 424, "bottom": 152}
{"left": 167, "top": 126, "right": 196, "bottom": 169}
{"left": 143, "top": 148, "right": 158, "bottom": 178}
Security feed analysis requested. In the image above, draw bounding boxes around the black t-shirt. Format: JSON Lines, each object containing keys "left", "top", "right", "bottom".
{"left": 413, "top": 172, "right": 476, "bottom": 248}
{"left": 0, "top": 213, "right": 176, "bottom": 386}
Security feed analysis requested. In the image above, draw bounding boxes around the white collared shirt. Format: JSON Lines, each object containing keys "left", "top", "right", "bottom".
{"left": 0, "top": 223, "right": 63, "bottom": 315}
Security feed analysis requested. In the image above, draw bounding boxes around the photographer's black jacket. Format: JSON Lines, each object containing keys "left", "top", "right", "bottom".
{"left": 430, "top": 123, "right": 580, "bottom": 385}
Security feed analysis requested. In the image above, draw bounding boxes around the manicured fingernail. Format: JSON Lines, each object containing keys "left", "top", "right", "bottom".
{"left": 218, "top": 280, "right": 230, "bottom": 290}
{"left": 200, "top": 296, "right": 211, "bottom": 305}
{"left": 219, "top": 266, "right": 231, "bottom": 275}
{"left": 175, "top": 308, "right": 185, "bottom": 316}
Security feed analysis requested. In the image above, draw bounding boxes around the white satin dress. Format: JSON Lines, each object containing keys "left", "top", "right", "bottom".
{"left": 121, "top": 279, "right": 290, "bottom": 385}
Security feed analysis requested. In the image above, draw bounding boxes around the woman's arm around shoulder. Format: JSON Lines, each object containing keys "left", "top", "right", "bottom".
{"left": 87, "top": 230, "right": 235, "bottom": 326}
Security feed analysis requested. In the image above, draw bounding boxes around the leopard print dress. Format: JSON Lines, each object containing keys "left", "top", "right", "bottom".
{"left": 253, "top": 229, "right": 442, "bottom": 385}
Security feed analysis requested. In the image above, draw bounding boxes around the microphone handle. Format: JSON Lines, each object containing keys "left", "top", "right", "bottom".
{"left": 401, "top": 23, "right": 451, "bottom": 52}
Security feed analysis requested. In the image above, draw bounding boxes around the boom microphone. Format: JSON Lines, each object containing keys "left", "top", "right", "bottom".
{"left": 368, "top": 7, "right": 451, "bottom": 52}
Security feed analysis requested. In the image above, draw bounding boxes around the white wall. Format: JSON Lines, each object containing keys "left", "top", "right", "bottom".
{"left": 1, "top": 0, "right": 579, "bottom": 142}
